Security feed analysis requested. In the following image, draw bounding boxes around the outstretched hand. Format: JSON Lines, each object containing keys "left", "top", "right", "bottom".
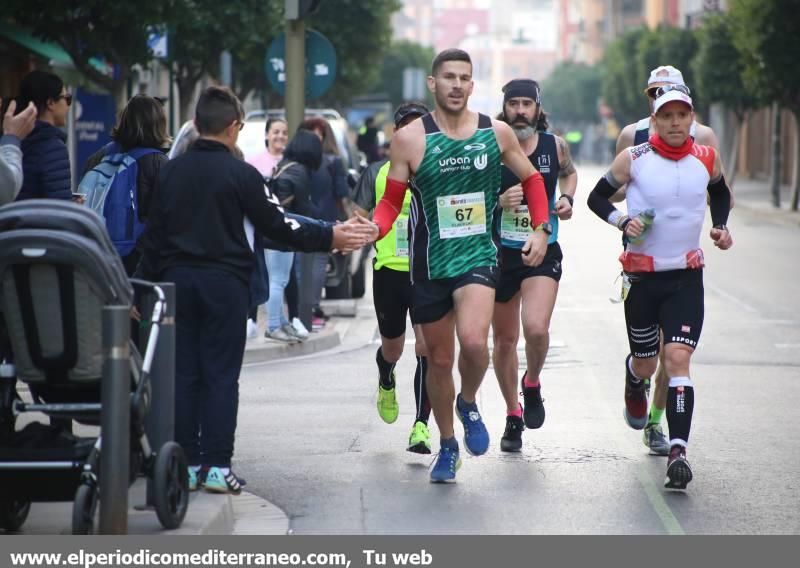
{"left": 344, "top": 212, "right": 380, "bottom": 243}
{"left": 331, "top": 222, "right": 371, "bottom": 253}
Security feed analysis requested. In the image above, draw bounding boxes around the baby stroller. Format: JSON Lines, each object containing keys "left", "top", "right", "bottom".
{"left": 0, "top": 200, "right": 188, "bottom": 534}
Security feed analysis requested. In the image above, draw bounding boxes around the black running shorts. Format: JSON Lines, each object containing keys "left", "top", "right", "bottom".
{"left": 495, "top": 242, "right": 563, "bottom": 303}
{"left": 411, "top": 266, "right": 498, "bottom": 325}
{"left": 372, "top": 266, "right": 413, "bottom": 339}
{"left": 623, "top": 269, "right": 704, "bottom": 359}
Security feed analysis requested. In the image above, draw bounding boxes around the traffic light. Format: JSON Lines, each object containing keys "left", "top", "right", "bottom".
{"left": 285, "top": 0, "right": 322, "bottom": 20}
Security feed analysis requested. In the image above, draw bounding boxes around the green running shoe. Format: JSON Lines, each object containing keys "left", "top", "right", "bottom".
{"left": 407, "top": 421, "right": 431, "bottom": 454}
{"left": 377, "top": 384, "right": 399, "bottom": 424}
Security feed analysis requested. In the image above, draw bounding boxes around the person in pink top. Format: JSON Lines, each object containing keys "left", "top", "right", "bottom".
{"left": 246, "top": 117, "right": 289, "bottom": 338}
{"left": 248, "top": 117, "right": 288, "bottom": 179}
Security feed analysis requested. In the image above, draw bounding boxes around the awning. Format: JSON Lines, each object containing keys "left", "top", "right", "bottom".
{"left": 0, "top": 22, "right": 113, "bottom": 76}
{"left": 0, "top": 21, "right": 73, "bottom": 66}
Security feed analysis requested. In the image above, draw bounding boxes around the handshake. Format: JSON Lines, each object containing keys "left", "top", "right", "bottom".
{"left": 330, "top": 213, "right": 380, "bottom": 253}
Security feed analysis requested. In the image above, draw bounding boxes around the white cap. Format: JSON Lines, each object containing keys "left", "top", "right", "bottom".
{"left": 647, "top": 65, "right": 685, "bottom": 87}
{"left": 653, "top": 90, "right": 693, "bottom": 114}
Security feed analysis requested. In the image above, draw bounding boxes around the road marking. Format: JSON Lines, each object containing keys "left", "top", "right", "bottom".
{"left": 582, "top": 365, "right": 686, "bottom": 535}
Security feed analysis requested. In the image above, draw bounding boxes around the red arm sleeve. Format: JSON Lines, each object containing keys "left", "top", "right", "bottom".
{"left": 373, "top": 177, "right": 407, "bottom": 239}
{"left": 522, "top": 171, "right": 549, "bottom": 226}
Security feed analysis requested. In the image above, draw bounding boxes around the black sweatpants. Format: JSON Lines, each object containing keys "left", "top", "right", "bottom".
{"left": 165, "top": 266, "right": 248, "bottom": 467}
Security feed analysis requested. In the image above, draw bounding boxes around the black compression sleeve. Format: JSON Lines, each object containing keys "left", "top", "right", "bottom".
{"left": 707, "top": 175, "right": 731, "bottom": 226}
{"left": 587, "top": 176, "right": 621, "bottom": 222}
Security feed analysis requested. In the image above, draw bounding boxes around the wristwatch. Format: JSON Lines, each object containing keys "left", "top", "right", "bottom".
{"left": 713, "top": 224, "right": 729, "bottom": 232}
{"left": 559, "top": 194, "right": 574, "bottom": 207}
{"left": 534, "top": 222, "right": 553, "bottom": 235}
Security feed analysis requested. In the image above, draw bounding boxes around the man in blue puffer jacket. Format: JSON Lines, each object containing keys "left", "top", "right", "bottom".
{"left": 15, "top": 70, "right": 72, "bottom": 201}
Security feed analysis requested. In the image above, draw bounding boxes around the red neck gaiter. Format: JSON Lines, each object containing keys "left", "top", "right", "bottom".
{"left": 649, "top": 134, "right": 693, "bottom": 161}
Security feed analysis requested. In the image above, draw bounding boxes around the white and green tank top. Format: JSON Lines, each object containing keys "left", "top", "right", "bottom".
{"left": 409, "top": 113, "right": 501, "bottom": 281}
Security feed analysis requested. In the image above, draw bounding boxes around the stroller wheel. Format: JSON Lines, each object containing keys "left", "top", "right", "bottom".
{"left": 72, "top": 484, "right": 97, "bottom": 535}
{"left": 0, "top": 497, "right": 30, "bottom": 532}
{"left": 153, "top": 441, "right": 189, "bottom": 530}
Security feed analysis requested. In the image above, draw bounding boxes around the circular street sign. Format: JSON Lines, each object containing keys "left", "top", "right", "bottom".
{"left": 265, "top": 29, "right": 337, "bottom": 100}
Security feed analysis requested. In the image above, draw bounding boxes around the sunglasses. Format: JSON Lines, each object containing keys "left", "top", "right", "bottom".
{"left": 647, "top": 84, "right": 691, "bottom": 100}
{"left": 57, "top": 93, "right": 73, "bottom": 106}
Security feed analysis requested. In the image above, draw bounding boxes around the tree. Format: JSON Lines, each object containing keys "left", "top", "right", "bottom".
{"left": 692, "top": 13, "right": 759, "bottom": 185}
{"left": 165, "top": 0, "right": 282, "bottom": 122}
{"left": 541, "top": 61, "right": 604, "bottom": 126}
{"left": 6, "top": 0, "right": 164, "bottom": 110}
{"left": 601, "top": 28, "right": 649, "bottom": 127}
{"left": 374, "top": 40, "right": 435, "bottom": 110}
{"left": 730, "top": 0, "right": 800, "bottom": 210}
{"left": 308, "top": 0, "right": 402, "bottom": 106}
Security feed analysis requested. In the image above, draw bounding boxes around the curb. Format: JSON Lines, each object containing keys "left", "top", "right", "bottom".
{"left": 243, "top": 330, "right": 341, "bottom": 365}
{"left": 734, "top": 200, "right": 800, "bottom": 227}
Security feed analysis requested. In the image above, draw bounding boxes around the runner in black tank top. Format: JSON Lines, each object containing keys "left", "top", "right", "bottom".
{"left": 490, "top": 79, "right": 578, "bottom": 452}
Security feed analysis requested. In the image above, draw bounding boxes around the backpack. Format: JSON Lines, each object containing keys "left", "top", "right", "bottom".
{"left": 78, "top": 143, "right": 161, "bottom": 257}
{"left": 266, "top": 161, "right": 298, "bottom": 205}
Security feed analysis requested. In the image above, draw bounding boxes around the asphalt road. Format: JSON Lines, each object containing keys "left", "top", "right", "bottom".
{"left": 236, "top": 165, "right": 800, "bottom": 534}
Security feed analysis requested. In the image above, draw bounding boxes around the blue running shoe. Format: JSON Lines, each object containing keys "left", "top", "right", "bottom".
{"left": 455, "top": 394, "right": 490, "bottom": 456}
{"left": 430, "top": 446, "right": 461, "bottom": 483}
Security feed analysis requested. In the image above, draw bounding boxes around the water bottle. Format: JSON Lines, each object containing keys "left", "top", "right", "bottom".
{"left": 627, "top": 208, "right": 656, "bottom": 245}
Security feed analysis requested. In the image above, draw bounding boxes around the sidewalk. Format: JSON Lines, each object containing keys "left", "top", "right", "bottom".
{"left": 243, "top": 299, "right": 357, "bottom": 365}
{"left": 18, "top": 480, "right": 288, "bottom": 535}
{"left": 8, "top": 299, "right": 360, "bottom": 536}
{"left": 731, "top": 177, "right": 800, "bottom": 227}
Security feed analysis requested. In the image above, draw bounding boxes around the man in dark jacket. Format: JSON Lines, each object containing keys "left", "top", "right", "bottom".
{"left": 137, "top": 86, "right": 371, "bottom": 494}
{"left": 15, "top": 70, "right": 72, "bottom": 201}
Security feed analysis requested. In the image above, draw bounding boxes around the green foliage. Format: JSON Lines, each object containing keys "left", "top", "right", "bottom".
{"left": 309, "top": 0, "right": 402, "bottom": 105}
{"left": 602, "top": 26, "right": 699, "bottom": 126}
{"left": 4, "top": 0, "right": 164, "bottom": 101}
{"left": 601, "top": 28, "right": 648, "bottom": 127}
{"left": 541, "top": 61, "right": 603, "bottom": 125}
{"left": 691, "top": 13, "right": 758, "bottom": 116}
{"left": 373, "top": 40, "right": 436, "bottom": 109}
{"left": 729, "top": 0, "right": 800, "bottom": 112}
{"left": 165, "top": 0, "right": 282, "bottom": 118}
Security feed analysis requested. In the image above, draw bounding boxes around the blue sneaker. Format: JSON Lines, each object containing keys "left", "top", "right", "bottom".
{"left": 430, "top": 446, "right": 461, "bottom": 483}
{"left": 455, "top": 394, "right": 490, "bottom": 456}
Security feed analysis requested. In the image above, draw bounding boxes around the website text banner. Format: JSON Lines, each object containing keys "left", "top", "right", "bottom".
{"left": 0, "top": 536, "right": 795, "bottom": 568}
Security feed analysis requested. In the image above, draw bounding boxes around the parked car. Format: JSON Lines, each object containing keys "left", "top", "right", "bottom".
{"left": 325, "top": 168, "right": 369, "bottom": 299}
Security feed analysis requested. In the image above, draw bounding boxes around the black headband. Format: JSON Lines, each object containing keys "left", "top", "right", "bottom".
{"left": 502, "top": 79, "right": 540, "bottom": 104}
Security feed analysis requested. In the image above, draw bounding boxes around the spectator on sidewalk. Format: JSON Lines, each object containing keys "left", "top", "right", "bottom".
{"left": 0, "top": 99, "right": 37, "bottom": 205}
{"left": 262, "top": 129, "right": 323, "bottom": 342}
{"left": 357, "top": 116, "right": 380, "bottom": 163}
{"left": 15, "top": 70, "right": 72, "bottom": 201}
{"left": 136, "top": 86, "right": 371, "bottom": 494}
{"left": 248, "top": 117, "right": 288, "bottom": 179}
{"left": 299, "top": 117, "right": 351, "bottom": 328}
{"left": 79, "top": 94, "right": 171, "bottom": 275}
{"left": 245, "top": 117, "right": 289, "bottom": 338}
